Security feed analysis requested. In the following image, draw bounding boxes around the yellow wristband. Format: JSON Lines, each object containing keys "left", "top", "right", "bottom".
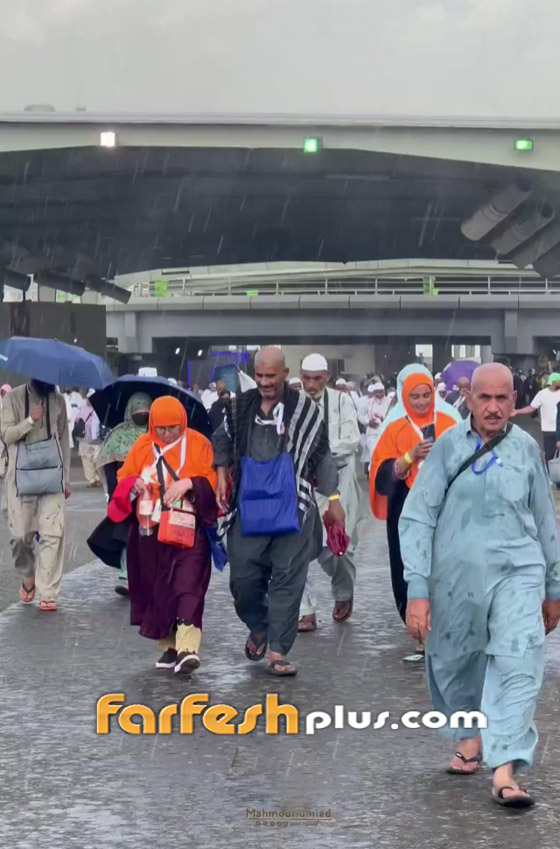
{"left": 328, "top": 494, "right": 340, "bottom": 502}
{"left": 404, "top": 452, "right": 413, "bottom": 465}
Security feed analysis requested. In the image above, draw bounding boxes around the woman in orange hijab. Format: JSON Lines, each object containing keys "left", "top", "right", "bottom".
{"left": 116, "top": 395, "right": 217, "bottom": 675}
{"left": 369, "top": 366, "right": 457, "bottom": 653}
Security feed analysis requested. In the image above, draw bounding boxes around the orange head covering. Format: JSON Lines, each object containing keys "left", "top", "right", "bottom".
{"left": 401, "top": 373, "right": 435, "bottom": 428}
{"left": 117, "top": 395, "right": 216, "bottom": 491}
{"left": 369, "top": 369, "right": 456, "bottom": 520}
{"left": 149, "top": 396, "right": 187, "bottom": 448}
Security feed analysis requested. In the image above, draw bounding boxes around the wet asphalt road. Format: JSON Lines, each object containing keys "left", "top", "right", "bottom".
{"left": 2, "top": 451, "right": 560, "bottom": 847}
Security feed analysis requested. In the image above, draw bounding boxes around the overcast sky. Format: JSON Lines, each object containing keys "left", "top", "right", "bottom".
{"left": 0, "top": 0, "right": 554, "bottom": 117}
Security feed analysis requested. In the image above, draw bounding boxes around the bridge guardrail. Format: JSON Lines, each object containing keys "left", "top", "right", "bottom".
{"left": 129, "top": 274, "right": 560, "bottom": 299}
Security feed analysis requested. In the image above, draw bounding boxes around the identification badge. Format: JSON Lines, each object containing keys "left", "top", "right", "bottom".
{"left": 169, "top": 511, "right": 196, "bottom": 530}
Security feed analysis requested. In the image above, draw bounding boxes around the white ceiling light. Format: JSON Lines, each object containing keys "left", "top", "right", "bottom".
{"left": 100, "top": 131, "right": 117, "bottom": 148}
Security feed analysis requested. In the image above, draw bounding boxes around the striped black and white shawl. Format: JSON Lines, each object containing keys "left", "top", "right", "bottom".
{"left": 220, "top": 386, "right": 328, "bottom": 533}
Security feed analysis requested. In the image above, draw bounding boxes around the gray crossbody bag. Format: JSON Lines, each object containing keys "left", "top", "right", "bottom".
{"left": 16, "top": 392, "right": 64, "bottom": 497}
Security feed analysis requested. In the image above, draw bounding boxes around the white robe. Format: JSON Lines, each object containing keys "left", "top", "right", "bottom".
{"left": 358, "top": 394, "right": 392, "bottom": 464}
{"left": 201, "top": 389, "right": 218, "bottom": 410}
{"left": 314, "top": 387, "right": 364, "bottom": 542}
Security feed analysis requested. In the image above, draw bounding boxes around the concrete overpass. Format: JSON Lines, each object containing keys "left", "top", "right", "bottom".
{"left": 3, "top": 113, "right": 560, "bottom": 304}
{"left": 106, "top": 260, "right": 560, "bottom": 374}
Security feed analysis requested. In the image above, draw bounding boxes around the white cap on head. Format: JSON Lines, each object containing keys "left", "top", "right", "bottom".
{"left": 368, "top": 382, "right": 384, "bottom": 393}
{"left": 335, "top": 377, "right": 347, "bottom": 386}
{"left": 288, "top": 377, "right": 302, "bottom": 386}
{"left": 209, "top": 382, "right": 216, "bottom": 390}
{"left": 301, "top": 353, "right": 328, "bottom": 372}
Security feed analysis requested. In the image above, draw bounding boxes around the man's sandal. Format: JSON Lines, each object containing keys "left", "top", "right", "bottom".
{"left": 39, "top": 599, "right": 57, "bottom": 612}
{"left": 333, "top": 599, "right": 353, "bottom": 622}
{"left": 446, "top": 752, "right": 482, "bottom": 775}
{"left": 492, "top": 785, "right": 535, "bottom": 808}
{"left": 245, "top": 632, "right": 267, "bottom": 661}
{"left": 266, "top": 658, "right": 297, "bottom": 677}
{"left": 19, "top": 582, "right": 35, "bottom": 604}
{"left": 297, "top": 614, "right": 317, "bottom": 632}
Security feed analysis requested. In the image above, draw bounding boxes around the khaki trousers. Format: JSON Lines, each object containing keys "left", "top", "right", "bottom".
{"left": 7, "top": 489, "right": 66, "bottom": 599}
{"left": 79, "top": 442, "right": 101, "bottom": 484}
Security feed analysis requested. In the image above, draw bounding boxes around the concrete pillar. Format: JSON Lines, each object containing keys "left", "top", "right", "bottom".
{"left": 432, "top": 340, "right": 452, "bottom": 373}
{"left": 37, "top": 285, "right": 56, "bottom": 303}
{"left": 373, "top": 341, "right": 416, "bottom": 378}
{"left": 116, "top": 312, "right": 140, "bottom": 354}
{"left": 481, "top": 345, "right": 493, "bottom": 363}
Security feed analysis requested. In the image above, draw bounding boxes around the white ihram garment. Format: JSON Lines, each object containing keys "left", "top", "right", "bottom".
{"left": 299, "top": 387, "right": 365, "bottom": 617}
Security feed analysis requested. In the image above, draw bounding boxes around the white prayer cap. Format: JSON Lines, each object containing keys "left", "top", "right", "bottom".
{"left": 369, "top": 382, "right": 384, "bottom": 392}
{"left": 335, "top": 377, "right": 347, "bottom": 386}
{"left": 288, "top": 376, "right": 302, "bottom": 386}
{"left": 301, "top": 353, "right": 328, "bottom": 371}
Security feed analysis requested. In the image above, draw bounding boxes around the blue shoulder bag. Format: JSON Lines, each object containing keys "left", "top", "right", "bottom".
{"left": 238, "top": 411, "right": 300, "bottom": 537}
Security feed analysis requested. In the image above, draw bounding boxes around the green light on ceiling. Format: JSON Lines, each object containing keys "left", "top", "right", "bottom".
{"left": 514, "top": 138, "right": 533, "bottom": 151}
{"left": 303, "top": 137, "right": 322, "bottom": 154}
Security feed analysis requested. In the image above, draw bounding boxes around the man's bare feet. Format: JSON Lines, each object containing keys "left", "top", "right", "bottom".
{"left": 447, "top": 735, "right": 482, "bottom": 774}
{"left": 493, "top": 763, "right": 534, "bottom": 807}
{"left": 298, "top": 614, "right": 317, "bottom": 632}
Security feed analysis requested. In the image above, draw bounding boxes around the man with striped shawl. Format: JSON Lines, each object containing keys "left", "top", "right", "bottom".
{"left": 213, "top": 347, "right": 344, "bottom": 676}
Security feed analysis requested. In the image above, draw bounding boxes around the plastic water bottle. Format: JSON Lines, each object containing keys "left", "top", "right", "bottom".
{"left": 138, "top": 489, "right": 155, "bottom": 536}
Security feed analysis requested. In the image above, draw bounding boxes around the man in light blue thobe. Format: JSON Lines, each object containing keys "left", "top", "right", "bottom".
{"left": 399, "top": 363, "right": 560, "bottom": 808}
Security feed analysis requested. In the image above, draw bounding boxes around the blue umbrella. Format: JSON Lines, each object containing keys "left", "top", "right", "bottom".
{"left": 90, "top": 375, "right": 211, "bottom": 437}
{"left": 0, "top": 336, "right": 115, "bottom": 389}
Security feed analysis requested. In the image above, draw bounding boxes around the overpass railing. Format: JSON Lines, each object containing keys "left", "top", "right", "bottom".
{"left": 129, "top": 274, "right": 560, "bottom": 299}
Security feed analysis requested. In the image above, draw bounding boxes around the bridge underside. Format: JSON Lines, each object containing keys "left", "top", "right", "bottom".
{"left": 1, "top": 142, "right": 559, "bottom": 296}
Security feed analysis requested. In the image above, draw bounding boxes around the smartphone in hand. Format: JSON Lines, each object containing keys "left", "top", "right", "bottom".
{"left": 421, "top": 423, "right": 436, "bottom": 442}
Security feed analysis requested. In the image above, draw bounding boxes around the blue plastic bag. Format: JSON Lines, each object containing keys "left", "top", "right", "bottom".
{"left": 203, "top": 524, "right": 228, "bottom": 571}
{"left": 238, "top": 452, "right": 300, "bottom": 536}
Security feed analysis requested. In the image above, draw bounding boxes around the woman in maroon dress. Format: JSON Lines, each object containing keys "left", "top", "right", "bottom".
{"left": 116, "top": 395, "right": 217, "bottom": 675}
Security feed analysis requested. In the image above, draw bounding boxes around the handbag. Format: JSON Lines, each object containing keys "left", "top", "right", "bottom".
{"left": 238, "top": 414, "right": 300, "bottom": 537}
{"left": 158, "top": 506, "right": 196, "bottom": 548}
{"left": 548, "top": 451, "right": 560, "bottom": 484}
{"left": 155, "top": 451, "right": 196, "bottom": 548}
{"left": 72, "top": 415, "right": 88, "bottom": 441}
{"left": 16, "top": 392, "right": 64, "bottom": 497}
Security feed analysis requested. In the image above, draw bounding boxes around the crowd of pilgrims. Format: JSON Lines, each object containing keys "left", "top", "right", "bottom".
{"left": 5, "top": 348, "right": 560, "bottom": 810}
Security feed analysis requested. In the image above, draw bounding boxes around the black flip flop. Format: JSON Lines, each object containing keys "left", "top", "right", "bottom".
{"left": 266, "top": 658, "right": 297, "bottom": 677}
{"left": 492, "top": 785, "right": 535, "bottom": 808}
{"left": 447, "top": 752, "right": 482, "bottom": 775}
{"left": 245, "top": 632, "right": 267, "bottom": 662}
